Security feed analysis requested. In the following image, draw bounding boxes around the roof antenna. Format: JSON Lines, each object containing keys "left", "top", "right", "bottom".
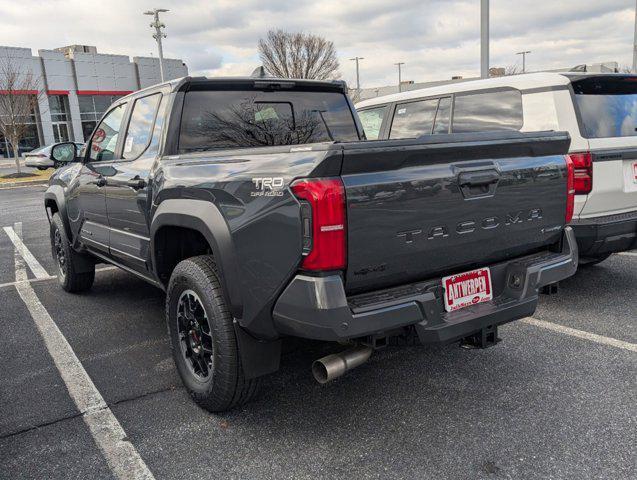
{"left": 251, "top": 66, "right": 268, "bottom": 78}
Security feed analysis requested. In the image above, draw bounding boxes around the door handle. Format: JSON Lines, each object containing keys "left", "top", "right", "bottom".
{"left": 458, "top": 170, "right": 500, "bottom": 187}
{"left": 126, "top": 177, "right": 147, "bottom": 190}
{"left": 91, "top": 176, "right": 107, "bottom": 187}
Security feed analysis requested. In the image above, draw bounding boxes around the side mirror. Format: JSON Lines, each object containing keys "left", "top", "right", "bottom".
{"left": 50, "top": 142, "right": 77, "bottom": 164}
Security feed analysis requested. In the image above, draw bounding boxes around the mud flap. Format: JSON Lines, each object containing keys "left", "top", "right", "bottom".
{"left": 234, "top": 322, "right": 282, "bottom": 379}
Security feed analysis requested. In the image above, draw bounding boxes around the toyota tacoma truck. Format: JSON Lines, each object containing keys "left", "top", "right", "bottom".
{"left": 44, "top": 76, "right": 578, "bottom": 412}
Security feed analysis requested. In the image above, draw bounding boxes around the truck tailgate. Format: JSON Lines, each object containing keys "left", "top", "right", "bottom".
{"left": 340, "top": 131, "right": 571, "bottom": 293}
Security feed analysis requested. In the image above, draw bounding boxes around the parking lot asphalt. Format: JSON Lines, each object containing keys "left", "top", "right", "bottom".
{"left": 0, "top": 185, "right": 635, "bottom": 480}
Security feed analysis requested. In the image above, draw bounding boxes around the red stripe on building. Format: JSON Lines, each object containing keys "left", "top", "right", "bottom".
{"left": 76, "top": 90, "right": 133, "bottom": 96}
{"left": 47, "top": 90, "right": 70, "bottom": 95}
{"left": 0, "top": 89, "right": 39, "bottom": 95}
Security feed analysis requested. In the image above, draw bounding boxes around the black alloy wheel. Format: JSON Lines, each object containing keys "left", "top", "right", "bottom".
{"left": 176, "top": 289, "right": 214, "bottom": 381}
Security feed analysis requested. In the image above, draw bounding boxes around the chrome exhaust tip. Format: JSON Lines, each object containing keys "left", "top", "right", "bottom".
{"left": 312, "top": 346, "right": 373, "bottom": 384}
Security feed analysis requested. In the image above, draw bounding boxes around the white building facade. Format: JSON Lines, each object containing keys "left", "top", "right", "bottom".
{"left": 0, "top": 45, "right": 187, "bottom": 157}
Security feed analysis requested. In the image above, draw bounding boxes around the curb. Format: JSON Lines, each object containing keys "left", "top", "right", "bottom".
{"left": 0, "top": 179, "right": 49, "bottom": 189}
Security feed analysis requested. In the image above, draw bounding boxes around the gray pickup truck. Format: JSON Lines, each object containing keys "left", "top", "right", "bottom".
{"left": 44, "top": 76, "right": 578, "bottom": 412}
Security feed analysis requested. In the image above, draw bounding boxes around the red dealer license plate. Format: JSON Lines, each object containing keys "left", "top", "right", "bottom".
{"left": 442, "top": 267, "right": 493, "bottom": 312}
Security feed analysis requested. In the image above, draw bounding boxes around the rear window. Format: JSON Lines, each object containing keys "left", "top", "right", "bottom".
{"left": 179, "top": 90, "right": 359, "bottom": 152}
{"left": 452, "top": 89, "right": 523, "bottom": 133}
{"left": 572, "top": 76, "right": 637, "bottom": 138}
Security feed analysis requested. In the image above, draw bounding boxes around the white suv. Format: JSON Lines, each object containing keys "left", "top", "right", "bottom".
{"left": 356, "top": 72, "right": 637, "bottom": 264}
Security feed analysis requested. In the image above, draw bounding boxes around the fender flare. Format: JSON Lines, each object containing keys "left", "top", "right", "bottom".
{"left": 150, "top": 199, "right": 243, "bottom": 319}
{"left": 44, "top": 185, "right": 72, "bottom": 240}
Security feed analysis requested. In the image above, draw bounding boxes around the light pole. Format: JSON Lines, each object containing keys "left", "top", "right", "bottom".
{"left": 395, "top": 62, "right": 405, "bottom": 92}
{"left": 480, "top": 0, "right": 489, "bottom": 78}
{"left": 349, "top": 57, "right": 364, "bottom": 92}
{"left": 144, "top": 8, "right": 169, "bottom": 82}
{"left": 633, "top": 0, "right": 637, "bottom": 72}
{"left": 516, "top": 50, "right": 531, "bottom": 73}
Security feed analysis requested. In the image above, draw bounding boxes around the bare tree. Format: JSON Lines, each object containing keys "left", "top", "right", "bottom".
{"left": 504, "top": 64, "right": 523, "bottom": 76}
{"left": 258, "top": 30, "right": 340, "bottom": 80}
{"left": 0, "top": 59, "right": 44, "bottom": 174}
{"left": 347, "top": 86, "right": 362, "bottom": 104}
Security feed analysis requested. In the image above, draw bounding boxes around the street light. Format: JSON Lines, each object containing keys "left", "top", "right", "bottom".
{"left": 481, "top": 0, "right": 489, "bottom": 78}
{"left": 516, "top": 50, "right": 531, "bottom": 73}
{"left": 395, "top": 62, "right": 405, "bottom": 92}
{"left": 144, "top": 8, "right": 169, "bottom": 82}
{"left": 349, "top": 57, "right": 364, "bottom": 92}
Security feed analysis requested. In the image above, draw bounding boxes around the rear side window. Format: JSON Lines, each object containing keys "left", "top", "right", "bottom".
{"left": 178, "top": 90, "right": 359, "bottom": 152}
{"left": 358, "top": 106, "right": 386, "bottom": 140}
{"left": 452, "top": 90, "right": 523, "bottom": 133}
{"left": 123, "top": 93, "right": 162, "bottom": 160}
{"left": 390, "top": 99, "right": 438, "bottom": 139}
{"left": 572, "top": 76, "right": 637, "bottom": 138}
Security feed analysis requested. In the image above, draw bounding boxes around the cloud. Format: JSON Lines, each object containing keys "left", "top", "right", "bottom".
{"left": 0, "top": 0, "right": 633, "bottom": 88}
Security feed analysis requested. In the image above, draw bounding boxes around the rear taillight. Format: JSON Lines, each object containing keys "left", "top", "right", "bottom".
{"left": 566, "top": 152, "right": 592, "bottom": 194}
{"left": 565, "top": 154, "right": 575, "bottom": 223}
{"left": 290, "top": 177, "right": 346, "bottom": 271}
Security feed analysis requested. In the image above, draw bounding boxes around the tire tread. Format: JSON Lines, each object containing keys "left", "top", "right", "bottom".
{"left": 166, "top": 255, "right": 259, "bottom": 412}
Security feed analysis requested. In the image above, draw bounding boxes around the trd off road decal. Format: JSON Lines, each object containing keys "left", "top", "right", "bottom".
{"left": 251, "top": 177, "right": 285, "bottom": 197}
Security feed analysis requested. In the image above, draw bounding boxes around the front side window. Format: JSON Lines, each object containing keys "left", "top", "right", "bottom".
{"left": 452, "top": 90, "right": 523, "bottom": 133}
{"left": 390, "top": 99, "right": 439, "bottom": 139}
{"left": 88, "top": 104, "right": 126, "bottom": 162}
{"left": 358, "top": 106, "right": 387, "bottom": 140}
{"left": 178, "top": 89, "right": 359, "bottom": 152}
{"left": 123, "top": 94, "right": 161, "bottom": 160}
{"left": 78, "top": 94, "right": 123, "bottom": 141}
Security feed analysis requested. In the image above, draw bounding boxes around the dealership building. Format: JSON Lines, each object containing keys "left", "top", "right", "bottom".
{"left": 0, "top": 45, "right": 188, "bottom": 156}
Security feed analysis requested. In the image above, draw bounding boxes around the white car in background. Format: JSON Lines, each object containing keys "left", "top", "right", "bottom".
{"left": 25, "top": 142, "right": 84, "bottom": 170}
{"left": 356, "top": 72, "right": 637, "bottom": 265}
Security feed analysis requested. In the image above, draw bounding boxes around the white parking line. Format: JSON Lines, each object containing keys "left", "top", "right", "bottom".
{"left": 522, "top": 317, "right": 637, "bottom": 353}
{"left": 617, "top": 251, "right": 637, "bottom": 257}
{"left": 0, "top": 266, "right": 118, "bottom": 289}
{"left": 9, "top": 222, "right": 155, "bottom": 480}
{"left": 3, "top": 223, "right": 50, "bottom": 279}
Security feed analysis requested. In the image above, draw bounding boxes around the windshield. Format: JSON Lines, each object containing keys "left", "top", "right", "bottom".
{"left": 572, "top": 76, "right": 637, "bottom": 138}
{"left": 179, "top": 89, "right": 359, "bottom": 152}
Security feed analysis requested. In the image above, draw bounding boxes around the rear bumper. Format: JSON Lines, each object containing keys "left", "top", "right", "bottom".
{"left": 571, "top": 210, "right": 637, "bottom": 257}
{"left": 272, "top": 227, "right": 578, "bottom": 344}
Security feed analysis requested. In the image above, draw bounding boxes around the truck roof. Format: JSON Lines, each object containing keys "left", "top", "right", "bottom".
{"left": 121, "top": 76, "right": 348, "bottom": 101}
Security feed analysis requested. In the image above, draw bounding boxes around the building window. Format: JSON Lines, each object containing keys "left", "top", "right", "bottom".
{"left": 48, "top": 95, "right": 72, "bottom": 143}
{"left": 0, "top": 98, "right": 41, "bottom": 158}
{"left": 78, "top": 95, "right": 123, "bottom": 141}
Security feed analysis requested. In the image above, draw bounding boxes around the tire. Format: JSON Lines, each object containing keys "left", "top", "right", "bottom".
{"left": 37, "top": 166, "right": 47, "bottom": 171}
{"left": 166, "top": 255, "right": 259, "bottom": 412}
{"left": 579, "top": 253, "right": 612, "bottom": 267}
{"left": 50, "top": 213, "right": 95, "bottom": 292}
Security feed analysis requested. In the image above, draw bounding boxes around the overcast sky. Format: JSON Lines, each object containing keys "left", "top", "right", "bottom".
{"left": 0, "top": 0, "right": 634, "bottom": 88}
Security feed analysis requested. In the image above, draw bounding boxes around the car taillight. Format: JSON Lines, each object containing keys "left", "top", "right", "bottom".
{"left": 565, "top": 154, "right": 575, "bottom": 223}
{"left": 290, "top": 177, "right": 346, "bottom": 271}
{"left": 566, "top": 152, "right": 592, "bottom": 194}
